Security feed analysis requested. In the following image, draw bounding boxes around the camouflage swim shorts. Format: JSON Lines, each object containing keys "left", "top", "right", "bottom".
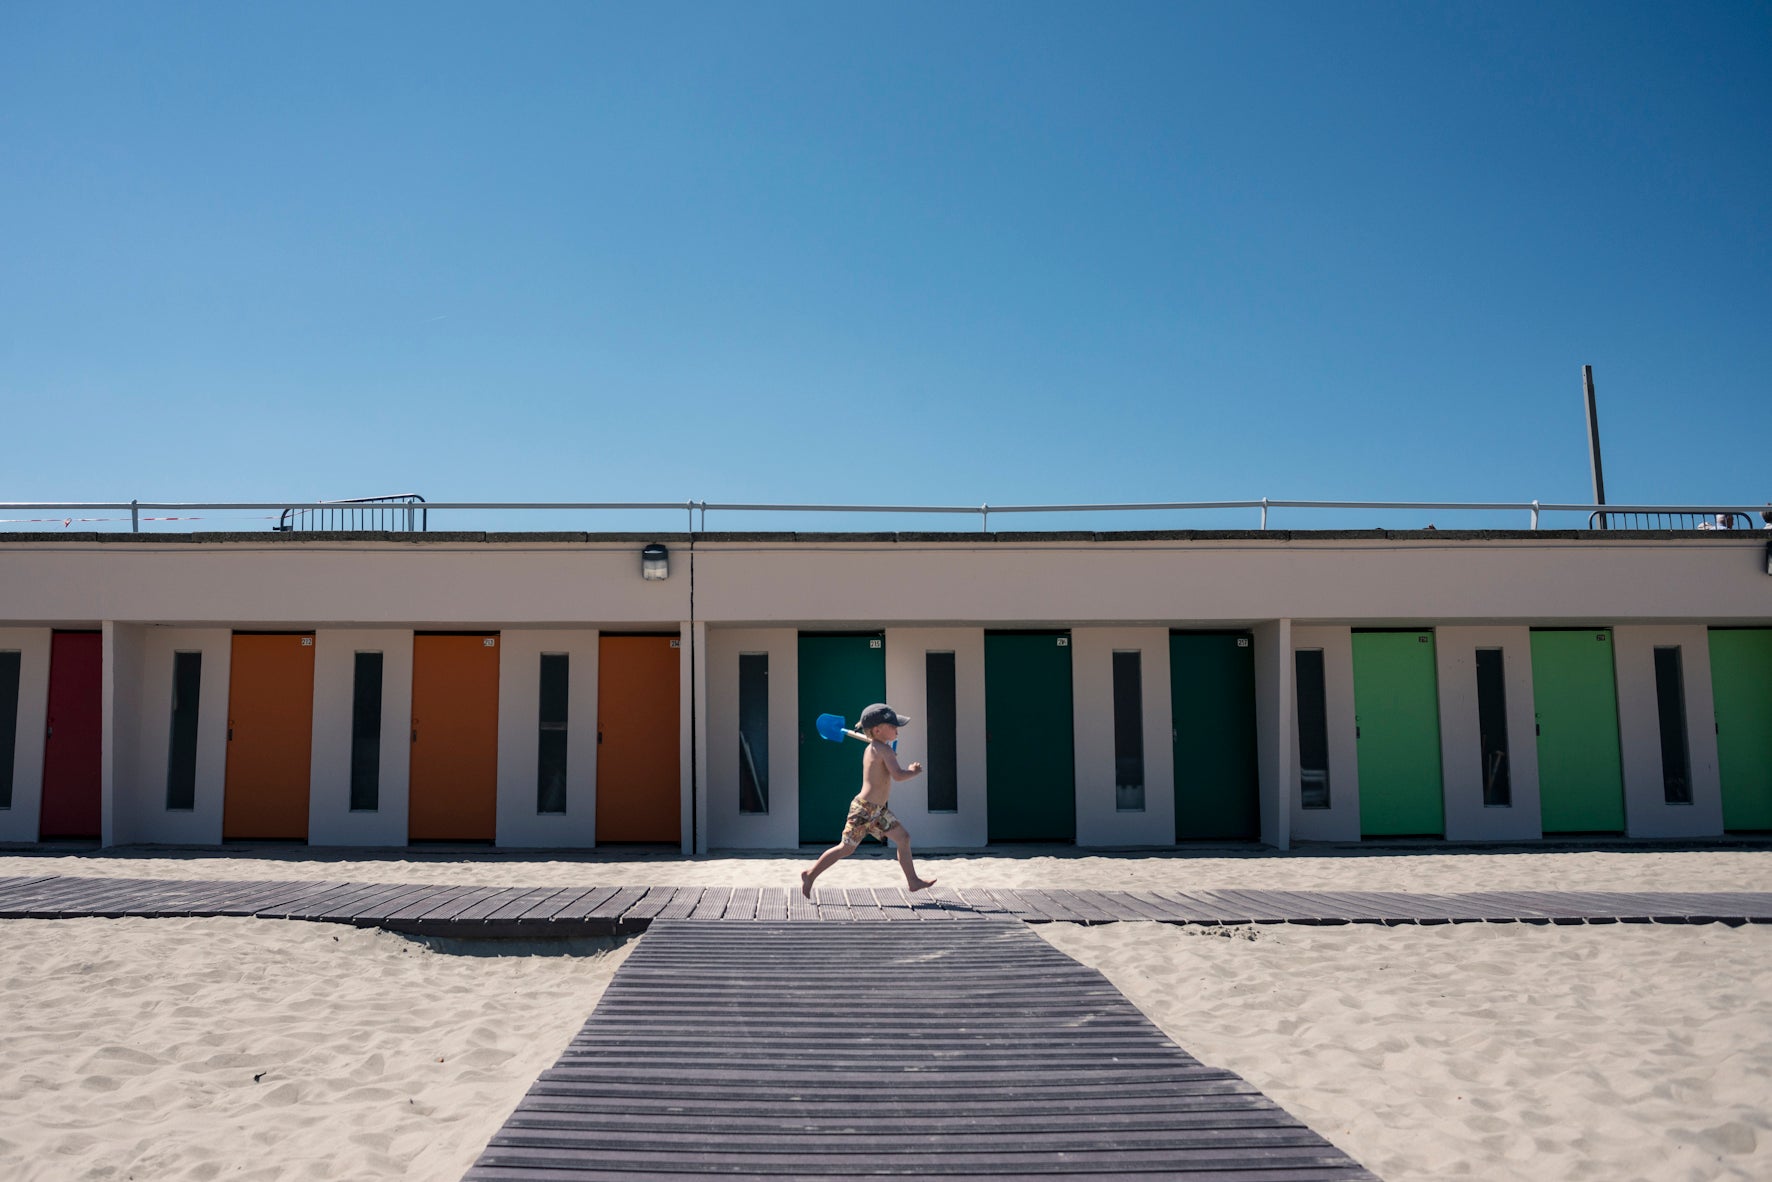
{"left": 841, "top": 795, "right": 899, "bottom": 847}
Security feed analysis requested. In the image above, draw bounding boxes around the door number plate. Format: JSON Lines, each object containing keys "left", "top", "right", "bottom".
{"left": 1056, "top": 638, "right": 1069, "bottom": 647}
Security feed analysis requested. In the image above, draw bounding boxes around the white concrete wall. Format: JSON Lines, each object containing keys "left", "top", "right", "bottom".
{"left": 1434, "top": 627, "right": 1542, "bottom": 842}
{"left": 1253, "top": 620, "right": 1293, "bottom": 851}
{"left": 690, "top": 621, "right": 709, "bottom": 854}
{"left": 705, "top": 628, "right": 800, "bottom": 850}
{"left": 117, "top": 629, "right": 231, "bottom": 845}
{"left": 1613, "top": 626, "right": 1725, "bottom": 838}
{"left": 495, "top": 630, "right": 601, "bottom": 849}
{"left": 308, "top": 629, "right": 413, "bottom": 847}
{"left": 690, "top": 536, "right": 1772, "bottom": 625}
{"left": 0, "top": 540, "right": 690, "bottom": 626}
{"left": 1290, "top": 626, "right": 1361, "bottom": 843}
{"left": 5, "top": 535, "right": 1770, "bottom": 630}
{"left": 0, "top": 628, "right": 52, "bottom": 843}
{"left": 102, "top": 623, "right": 140, "bottom": 847}
{"left": 1071, "top": 628, "right": 1175, "bottom": 848}
{"left": 882, "top": 628, "right": 988, "bottom": 849}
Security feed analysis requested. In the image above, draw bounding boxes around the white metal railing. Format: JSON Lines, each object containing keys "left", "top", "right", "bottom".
{"left": 1, "top": 498, "right": 1769, "bottom": 533}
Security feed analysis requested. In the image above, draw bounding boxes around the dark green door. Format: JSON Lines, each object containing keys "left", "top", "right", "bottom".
{"left": 1170, "top": 633, "right": 1259, "bottom": 840}
{"left": 797, "top": 633, "right": 887, "bottom": 844}
{"left": 1530, "top": 629, "right": 1625, "bottom": 833}
{"left": 986, "top": 632, "right": 1075, "bottom": 841}
{"left": 1351, "top": 631, "right": 1445, "bottom": 836}
{"left": 1710, "top": 628, "right": 1772, "bottom": 830}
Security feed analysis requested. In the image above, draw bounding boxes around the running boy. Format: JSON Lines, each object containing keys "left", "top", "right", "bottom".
{"left": 800, "top": 703, "right": 937, "bottom": 897}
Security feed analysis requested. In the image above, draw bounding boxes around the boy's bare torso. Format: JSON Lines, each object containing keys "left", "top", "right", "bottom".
{"left": 858, "top": 741, "right": 897, "bottom": 804}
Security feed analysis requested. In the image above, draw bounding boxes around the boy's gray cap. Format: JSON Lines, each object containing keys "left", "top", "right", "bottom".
{"left": 856, "top": 703, "right": 910, "bottom": 730}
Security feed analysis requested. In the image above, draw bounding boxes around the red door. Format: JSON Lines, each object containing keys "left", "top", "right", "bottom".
{"left": 41, "top": 631, "right": 102, "bottom": 839}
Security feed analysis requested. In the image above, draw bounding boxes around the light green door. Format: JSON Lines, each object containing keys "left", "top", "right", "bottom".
{"left": 797, "top": 633, "right": 886, "bottom": 844}
{"left": 1171, "top": 633, "right": 1259, "bottom": 840}
{"left": 986, "top": 632, "right": 1075, "bottom": 841}
{"left": 1530, "top": 629, "right": 1626, "bottom": 833}
{"left": 1351, "top": 631, "right": 1445, "bottom": 836}
{"left": 1710, "top": 628, "right": 1772, "bottom": 830}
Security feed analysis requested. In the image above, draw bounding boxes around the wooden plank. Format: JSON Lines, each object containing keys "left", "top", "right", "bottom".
{"left": 310, "top": 881, "right": 433, "bottom": 921}
{"left": 622, "top": 886, "right": 685, "bottom": 923}
{"left": 754, "top": 887, "right": 788, "bottom": 921}
{"left": 480, "top": 886, "right": 574, "bottom": 923}
{"left": 586, "top": 885, "right": 650, "bottom": 922}
{"left": 786, "top": 884, "right": 818, "bottom": 921}
{"left": 655, "top": 887, "right": 706, "bottom": 921}
{"left": 875, "top": 887, "right": 917, "bottom": 920}
{"left": 378, "top": 883, "right": 485, "bottom": 923}
{"left": 547, "top": 887, "right": 623, "bottom": 922}
{"left": 724, "top": 887, "right": 759, "bottom": 921}
{"left": 452, "top": 887, "right": 543, "bottom": 922}
{"left": 688, "top": 887, "right": 732, "bottom": 920}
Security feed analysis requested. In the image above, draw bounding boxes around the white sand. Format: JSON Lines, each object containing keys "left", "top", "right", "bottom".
{"left": 0, "top": 917, "right": 629, "bottom": 1182}
{"left": 4, "top": 844, "right": 1769, "bottom": 894}
{"left": 1037, "top": 921, "right": 1772, "bottom": 1182}
{"left": 1, "top": 850, "right": 1768, "bottom": 1181}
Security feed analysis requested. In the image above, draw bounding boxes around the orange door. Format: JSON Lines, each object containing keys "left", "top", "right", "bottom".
{"left": 410, "top": 634, "right": 500, "bottom": 841}
{"left": 223, "top": 634, "right": 316, "bottom": 840}
{"left": 596, "top": 635, "right": 681, "bottom": 842}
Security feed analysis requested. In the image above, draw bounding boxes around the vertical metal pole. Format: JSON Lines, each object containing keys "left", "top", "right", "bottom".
{"left": 1260, "top": 498, "right": 1269, "bottom": 530}
{"left": 1584, "top": 365, "right": 1608, "bottom": 529}
{"left": 131, "top": 499, "right": 139, "bottom": 533}
{"left": 981, "top": 504, "right": 989, "bottom": 532}
{"left": 1531, "top": 500, "right": 1540, "bottom": 530}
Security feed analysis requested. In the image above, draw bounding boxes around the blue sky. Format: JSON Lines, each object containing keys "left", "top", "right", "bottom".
{"left": 2, "top": 2, "right": 1767, "bottom": 533}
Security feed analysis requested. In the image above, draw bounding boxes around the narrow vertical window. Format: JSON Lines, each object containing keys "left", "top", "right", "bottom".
{"left": 349, "top": 652, "right": 384, "bottom": 811}
{"left": 925, "top": 652, "right": 958, "bottom": 812}
{"left": 1475, "top": 649, "right": 1512, "bottom": 807}
{"left": 0, "top": 651, "right": 20, "bottom": 809}
{"left": 1112, "top": 651, "right": 1145, "bottom": 811}
{"left": 738, "top": 653, "right": 769, "bottom": 813}
{"left": 1295, "top": 650, "right": 1331, "bottom": 808}
{"left": 167, "top": 651, "right": 202, "bottom": 810}
{"left": 1654, "top": 647, "right": 1692, "bottom": 804}
{"left": 537, "top": 653, "right": 569, "bottom": 814}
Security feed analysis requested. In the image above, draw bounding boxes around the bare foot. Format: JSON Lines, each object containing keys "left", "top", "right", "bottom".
{"left": 907, "top": 877, "right": 937, "bottom": 893}
{"left": 800, "top": 870, "right": 815, "bottom": 899}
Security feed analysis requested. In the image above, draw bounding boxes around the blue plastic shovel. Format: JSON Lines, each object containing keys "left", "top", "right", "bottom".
{"left": 815, "top": 713, "right": 895, "bottom": 750}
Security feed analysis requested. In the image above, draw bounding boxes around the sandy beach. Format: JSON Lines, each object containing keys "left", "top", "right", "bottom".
{"left": 1, "top": 847, "right": 1768, "bottom": 1181}
{"left": 0, "top": 918, "right": 629, "bottom": 1182}
{"left": 1038, "top": 921, "right": 1772, "bottom": 1182}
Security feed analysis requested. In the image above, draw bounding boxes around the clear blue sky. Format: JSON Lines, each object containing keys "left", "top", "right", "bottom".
{"left": 3, "top": 2, "right": 1768, "bottom": 533}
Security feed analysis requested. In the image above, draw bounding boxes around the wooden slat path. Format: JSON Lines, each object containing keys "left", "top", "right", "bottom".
{"left": 0, "top": 875, "right": 1768, "bottom": 934}
{"left": 463, "top": 919, "right": 1378, "bottom": 1181}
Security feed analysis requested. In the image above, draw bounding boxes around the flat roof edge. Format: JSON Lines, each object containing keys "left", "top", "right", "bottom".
{"left": 0, "top": 528, "right": 1766, "bottom": 545}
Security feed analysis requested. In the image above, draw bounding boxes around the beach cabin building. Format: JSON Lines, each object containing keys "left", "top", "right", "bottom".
{"left": 0, "top": 528, "right": 1766, "bottom": 853}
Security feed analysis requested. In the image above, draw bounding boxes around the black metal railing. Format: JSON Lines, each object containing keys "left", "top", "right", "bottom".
{"left": 276, "top": 494, "right": 427, "bottom": 532}
{"left": 1588, "top": 509, "right": 1761, "bottom": 531}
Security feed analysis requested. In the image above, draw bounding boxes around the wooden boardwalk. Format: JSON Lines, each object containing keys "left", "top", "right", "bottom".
{"left": 0, "top": 874, "right": 1767, "bottom": 934}
{"left": 464, "top": 919, "right": 1378, "bottom": 1181}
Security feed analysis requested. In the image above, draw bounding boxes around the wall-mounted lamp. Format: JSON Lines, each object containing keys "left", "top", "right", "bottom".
{"left": 641, "top": 542, "right": 670, "bottom": 581}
